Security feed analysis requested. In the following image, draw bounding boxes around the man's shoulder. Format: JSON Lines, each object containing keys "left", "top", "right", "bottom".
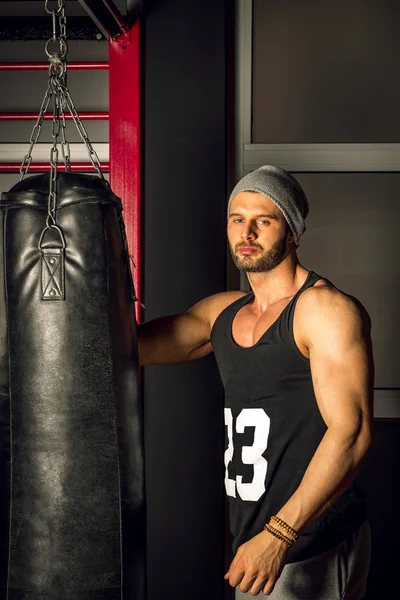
{"left": 299, "top": 279, "right": 360, "bottom": 309}
{"left": 296, "top": 278, "right": 370, "bottom": 331}
{"left": 189, "top": 290, "right": 249, "bottom": 329}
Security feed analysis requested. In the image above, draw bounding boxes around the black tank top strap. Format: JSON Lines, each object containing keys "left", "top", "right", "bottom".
{"left": 292, "top": 270, "right": 321, "bottom": 301}
{"left": 282, "top": 271, "right": 324, "bottom": 347}
{"left": 290, "top": 270, "right": 323, "bottom": 308}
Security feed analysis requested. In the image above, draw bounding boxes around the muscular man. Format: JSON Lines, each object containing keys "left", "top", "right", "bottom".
{"left": 139, "top": 166, "right": 373, "bottom": 599}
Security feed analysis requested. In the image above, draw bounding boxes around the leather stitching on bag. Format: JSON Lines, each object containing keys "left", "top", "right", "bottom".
{"left": 41, "top": 252, "right": 64, "bottom": 300}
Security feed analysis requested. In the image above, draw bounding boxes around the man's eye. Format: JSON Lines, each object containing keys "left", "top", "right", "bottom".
{"left": 258, "top": 220, "right": 269, "bottom": 226}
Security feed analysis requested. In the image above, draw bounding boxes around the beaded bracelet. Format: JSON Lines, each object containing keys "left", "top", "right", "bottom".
{"left": 270, "top": 515, "right": 299, "bottom": 542}
{"left": 263, "top": 523, "right": 295, "bottom": 548}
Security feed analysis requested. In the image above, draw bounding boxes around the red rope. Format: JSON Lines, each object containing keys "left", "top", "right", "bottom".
{"left": 0, "top": 112, "right": 109, "bottom": 121}
{"left": 0, "top": 62, "right": 109, "bottom": 71}
{"left": 0, "top": 163, "right": 110, "bottom": 173}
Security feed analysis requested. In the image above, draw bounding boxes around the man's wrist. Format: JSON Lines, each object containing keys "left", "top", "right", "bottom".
{"left": 270, "top": 515, "right": 299, "bottom": 541}
{"left": 263, "top": 522, "right": 296, "bottom": 548}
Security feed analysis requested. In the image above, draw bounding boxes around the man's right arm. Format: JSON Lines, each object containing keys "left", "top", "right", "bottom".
{"left": 138, "top": 309, "right": 212, "bottom": 366}
{"left": 137, "top": 291, "right": 245, "bottom": 366}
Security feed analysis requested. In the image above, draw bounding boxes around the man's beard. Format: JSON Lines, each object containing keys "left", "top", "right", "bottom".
{"left": 229, "top": 235, "right": 288, "bottom": 273}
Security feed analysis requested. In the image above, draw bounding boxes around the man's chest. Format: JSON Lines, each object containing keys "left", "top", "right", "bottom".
{"left": 231, "top": 299, "right": 294, "bottom": 348}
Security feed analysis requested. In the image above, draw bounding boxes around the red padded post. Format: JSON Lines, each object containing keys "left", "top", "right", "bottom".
{"left": 109, "top": 21, "right": 142, "bottom": 321}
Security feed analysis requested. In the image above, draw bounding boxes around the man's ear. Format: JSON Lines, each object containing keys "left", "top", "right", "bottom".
{"left": 287, "top": 231, "right": 295, "bottom": 244}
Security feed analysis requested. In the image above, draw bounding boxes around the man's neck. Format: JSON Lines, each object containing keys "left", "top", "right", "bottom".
{"left": 246, "top": 257, "right": 309, "bottom": 314}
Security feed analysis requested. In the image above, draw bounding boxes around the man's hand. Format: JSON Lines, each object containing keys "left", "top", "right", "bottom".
{"left": 224, "top": 530, "right": 288, "bottom": 596}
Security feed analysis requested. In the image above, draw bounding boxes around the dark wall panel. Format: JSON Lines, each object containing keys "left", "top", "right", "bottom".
{"left": 143, "top": 2, "right": 228, "bottom": 599}
{"left": 358, "top": 421, "right": 400, "bottom": 599}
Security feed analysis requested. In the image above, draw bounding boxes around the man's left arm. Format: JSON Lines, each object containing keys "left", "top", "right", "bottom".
{"left": 225, "top": 287, "right": 374, "bottom": 595}
{"left": 276, "top": 286, "right": 374, "bottom": 533}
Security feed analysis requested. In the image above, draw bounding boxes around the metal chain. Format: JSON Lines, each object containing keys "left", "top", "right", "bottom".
{"left": 45, "top": 1, "right": 68, "bottom": 62}
{"left": 21, "top": 0, "right": 106, "bottom": 189}
{"left": 56, "top": 79, "right": 106, "bottom": 181}
{"left": 20, "top": 2, "right": 67, "bottom": 181}
{"left": 59, "top": 6, "right": 67, "bottom": 41}
{"left": 20, "top": 0, "right": 108, "bottom": 258}
{"left": 59, "top": 99, "right": 71, "bottom": 173}
{"left": 47, "top": 87, "right": 61, "bottom": 226}
{"left": 19, "top": 86, "right": 53, "bottom": 179}
{"left": 55, "top": 3, "right": 72, "bottom": 175}
{"left": 43, "top": 0, "right": 68, "bottom": 229}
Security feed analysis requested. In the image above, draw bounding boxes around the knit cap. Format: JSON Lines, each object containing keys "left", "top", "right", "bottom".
{"left": 228, "top": 165, "right": 309, "bottom": 245}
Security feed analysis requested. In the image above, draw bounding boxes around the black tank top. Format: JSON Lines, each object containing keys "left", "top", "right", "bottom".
{"left": 211, "top": 271, "right": 366, "bottom": 562}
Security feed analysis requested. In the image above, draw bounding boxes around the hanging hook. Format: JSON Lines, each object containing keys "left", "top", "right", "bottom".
{"left": 45, "top": 0, "right": 66, "bottom": 15}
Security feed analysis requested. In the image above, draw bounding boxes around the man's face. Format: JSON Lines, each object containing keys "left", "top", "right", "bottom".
{"left": 227, "top": 192, "right": 292, "bottom": 273}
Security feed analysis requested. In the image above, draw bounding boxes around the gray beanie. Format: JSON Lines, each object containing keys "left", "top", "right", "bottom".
{"left": 228, "top": 165, "right": 309, "bottom": 246}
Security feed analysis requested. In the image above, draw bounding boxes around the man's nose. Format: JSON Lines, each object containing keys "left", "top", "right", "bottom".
{"left": 240, "top": 224, "right": 256, "bottom": 240}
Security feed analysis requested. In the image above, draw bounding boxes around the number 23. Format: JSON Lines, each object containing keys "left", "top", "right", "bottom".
{"left": 224, "top": 408, "right": 270, "bottom": 502}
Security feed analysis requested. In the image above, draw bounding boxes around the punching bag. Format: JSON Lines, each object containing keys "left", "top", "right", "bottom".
{"left": 0, "top": 173, "right": 145, "bottom": 600}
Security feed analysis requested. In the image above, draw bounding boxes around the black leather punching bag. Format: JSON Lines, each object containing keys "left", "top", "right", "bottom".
{"left": 0, "top": 173, "right": 145, "bottom": 600}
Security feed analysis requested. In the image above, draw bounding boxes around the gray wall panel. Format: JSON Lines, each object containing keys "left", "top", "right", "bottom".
{"left": 252, "top": 0, "right": 400, "bottom": 143}
{"left": 0, "top": 174, "right": 21, "bottom": 191}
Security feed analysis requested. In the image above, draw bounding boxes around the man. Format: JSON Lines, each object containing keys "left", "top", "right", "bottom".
{"left": 138, "top": 165, "right": 373, "bottom": 599}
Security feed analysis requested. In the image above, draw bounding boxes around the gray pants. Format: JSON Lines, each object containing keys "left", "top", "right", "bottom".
{"left": 235, "top": 521, "right": 371, "bottom": 600}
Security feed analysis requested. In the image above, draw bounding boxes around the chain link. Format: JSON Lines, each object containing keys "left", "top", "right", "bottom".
{"left": 59, "top": 101, "right": 71, "bottom": 173}
{"left": 19, "top": 86, "right": 53, "bottom": 179}
{"left": 59, "top": 11, "right": 67, "bottom": 41}
{"left": 57, "top": 80, "right": 106, "bottom": 181}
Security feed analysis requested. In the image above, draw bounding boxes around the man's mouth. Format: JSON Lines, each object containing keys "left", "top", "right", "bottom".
{"left": 236, "top": 245, "right": 260, "bottom": 255}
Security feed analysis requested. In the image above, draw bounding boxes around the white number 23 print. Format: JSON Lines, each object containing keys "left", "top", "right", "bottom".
{"left": 224, "top": 408, "right": 270, "bottom": 502}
